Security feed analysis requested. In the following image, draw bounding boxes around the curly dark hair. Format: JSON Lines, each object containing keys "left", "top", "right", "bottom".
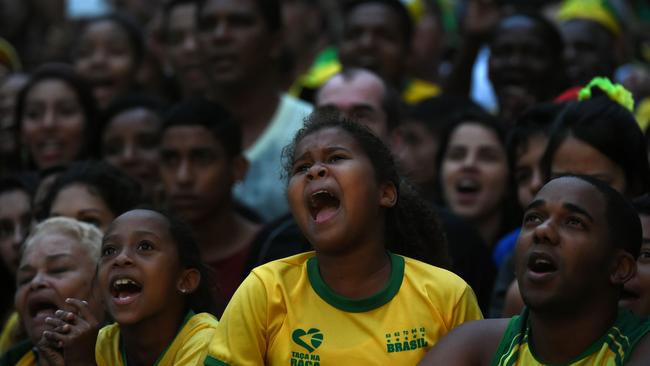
{"left": 282, "top": 111, "right": 450, "bottom": 268}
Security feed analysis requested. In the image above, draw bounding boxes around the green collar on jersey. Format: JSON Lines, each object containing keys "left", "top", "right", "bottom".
{"left": 120, "top": 310, "right": 194, "bottom": 366}
{"left": 307, "top": 252, "right": 405, "bottom": 313}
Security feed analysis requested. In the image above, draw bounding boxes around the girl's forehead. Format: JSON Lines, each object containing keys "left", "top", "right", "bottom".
{"left": 108, "top": 210, "right": 169, "bottom": 235}
{"left": 295, "top": 127, "right": 359, "bottom": 154}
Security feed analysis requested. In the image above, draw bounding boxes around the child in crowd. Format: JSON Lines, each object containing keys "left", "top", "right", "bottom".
{"left": 621, "top": 194, "right": 650, "bottom": 316}
{"left": 44, "top": 208, "right": 219, "bottom": 365}
{"left": 419, "top": 175, "right": 650, "bottom": 365}
{"left": 38, "top": 161, "right": 142, "bottom": 232}
{"left": 73, "top": 14, "right": 144, "bottom": 110}
{"left": 101, "top": 95, "right": 164, "bottom": 204}
{"left": 204, "top": 111, "right": 481, "bottom": 365}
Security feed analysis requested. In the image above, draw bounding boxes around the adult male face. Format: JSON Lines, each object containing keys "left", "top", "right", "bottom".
{"left": 515, "top": 176, "right": 635, "bottom": 316}
{"left": 488, "top": 15, "right": 561, "bottom": 122}
{"left": 163, "top": 1, "right": 209, "bottom": 96}
{"left": 316, "top": 70, "right": 389, "bottom": 140}
{"left": 338, "top": 1, "right": 409, "bottom": 88}
{"left": 159, "top": 125, "right": 235, "bottom": 224}
{"left": 197, "top": 0, "right": 281, "bottom": 88}
{"left": 560, "top": 19, "right": 617, "bottom": 86}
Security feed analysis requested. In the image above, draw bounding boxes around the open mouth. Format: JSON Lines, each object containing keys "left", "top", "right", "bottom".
{"left": 527, "top": 252, "right": 558, "bottom": 274}
{"left": 456, "top": 178, "right": 480, "bottom": 194}
{"left": 28, "top": 300, "right": 58, "bottom": 319}
{"left": 308, "top": 190, "right": 340, "bottom": 223}
{"left": 454, "top": 178, "right": 481, "bottom": 204}
{"left": 37, "top": 139, "right": 63, "bottom": 156}
{"left": 110, "top": 277, "right": 142, "bottom": 304}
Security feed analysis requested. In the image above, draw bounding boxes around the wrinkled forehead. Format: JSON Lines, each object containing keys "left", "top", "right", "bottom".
{"left": 21, "top": 231, "right": 89, "bottom": 265}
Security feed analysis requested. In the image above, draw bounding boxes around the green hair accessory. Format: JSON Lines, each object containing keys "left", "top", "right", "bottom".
{"left": 578, "top": 77, "right": 634, "bottom": 112}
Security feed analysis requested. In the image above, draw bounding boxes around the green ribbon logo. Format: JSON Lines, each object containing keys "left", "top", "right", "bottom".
{"left": 292, "top": 328, "right": 323, "bottom": 353}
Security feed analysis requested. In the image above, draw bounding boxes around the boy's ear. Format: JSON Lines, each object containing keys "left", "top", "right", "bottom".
{"left": 177, "top": 268, "right": 201, "bottom": 295}
{"left": 233, "top": 154, "right": 249, "bottom": 183}
{"left": 379, "top": 181, "right": 397, "bottom": 208}
{"left": 610, "top": 251, "right": 636, "bottom": 286}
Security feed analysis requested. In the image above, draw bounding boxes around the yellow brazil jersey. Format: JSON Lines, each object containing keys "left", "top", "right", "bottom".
{"left": 96, "top": 311, "right": 218, "bottom": 366}
{"left": 205, "top": 252, "right": 482, "bottom": 366}
{"left": 14, "top": 351, "right": 34, "bottom": 366}
{"left": 492, "top": 307, "right": 650, "bottom": 366}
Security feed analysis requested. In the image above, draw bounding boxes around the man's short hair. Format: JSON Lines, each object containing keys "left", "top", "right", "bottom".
{"left": 197, "top": 0, "right": 282, "bottom": 32}
{"left": 328, "top": 68, "right": 402, "bottom": 131}
{"left": 342, "top": 0, "right": 413, "bottom": 48}
{"left": 162, "top": 98, "right": 242, "bottom": 157}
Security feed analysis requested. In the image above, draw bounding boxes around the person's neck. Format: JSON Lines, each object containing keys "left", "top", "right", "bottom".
{"left": 472, "top": 211, "right": 503, "bottom": 247}
{"left": 120, "top": 306, "right": 186, "bottom": 366}
{"left": 191, "top": 208, "right": 260, "bottom": 263}
{"left": 316, "top": 240, "right": 391, "bottom": 300}
{"left": 212, "top": 77, "right": 280, "bottom": 149}
{"left": 528, "top": 300, "right": 618, "bottom": 364}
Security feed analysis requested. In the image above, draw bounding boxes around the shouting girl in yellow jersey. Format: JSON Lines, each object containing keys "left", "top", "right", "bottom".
{"left": 204, "top": 110, "right": 482, "bottom": 366}
{"left": 42, "top": 209, "right": 219, "bottom": 366}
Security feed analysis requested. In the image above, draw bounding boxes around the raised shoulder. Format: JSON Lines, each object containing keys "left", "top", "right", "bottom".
{"left": 418, "top": 318, "right": 510, "bottom": 366}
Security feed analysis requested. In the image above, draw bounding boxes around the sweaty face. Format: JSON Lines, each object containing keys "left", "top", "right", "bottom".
{"left": 338, "top": 3, "right": 408, "bottom": 87}
{"left": 515, "top": 134, "right": 548, "bottom": 208}
{"left": 621, "top": 215, "right": 650, "bottom": 316}
{"left": 197, "top": 0, "right": 279, "bottom": 87}
{"left": 515, "top": 177, "right": 613, "bottom": 314}
{"left": 74, "top": 20, "right": 138, "bottom": 109}
{"left": 99, "top": 209, "right": 185, "bottom": 325}
{"left": 21, "top": 79, "right": 86, "bottom": 170}
{"left": 316, "top": 73, "right": 388, "bottom": 140}
{"left": 164, "top": 3, "right": 208, "bottom": 96}
{"left": 441, "top": 123, "right": 509, "bottom": 222}
{"left": 393, "top": 121, "right": 438, "bottom": 191}
{"left": 551, "top": 136, "right": 626, "bottom": 195}
{"left": 50, "top": 184, "right": 115, "bottom": 232}
{"left": 160, "top": 126, "right": 234, "bottom": 224}
{"left": 102, "top": 108, "right": 161, "bottom": 197}
{"left": 561, "top": 20, "right": 616, "bottom": 86}
{"left": 15, "top": 233, "right": 101, "bottom": 344}
{"left": 0, "top": 190, "right": 31, "bottom": 274}
{"left": 287, "top": 127, "right": 395, "bottom": 255}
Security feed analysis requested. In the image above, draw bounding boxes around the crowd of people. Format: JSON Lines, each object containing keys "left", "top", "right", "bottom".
{"left": 0, "top": 0, "right": 650, "bottom": 364}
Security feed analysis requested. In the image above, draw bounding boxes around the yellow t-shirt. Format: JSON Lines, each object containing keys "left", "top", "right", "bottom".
{"left": 205, "top": 252, "right": 482, "bottom": 365}
{"left": 14, "top": 351, "right": 35, "bottom": 366}
{"left": 0, "top": 311, "right": 22, "bottom": 354}
{"left": 96, "top": 311, "right": 218, "bottom": 366}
